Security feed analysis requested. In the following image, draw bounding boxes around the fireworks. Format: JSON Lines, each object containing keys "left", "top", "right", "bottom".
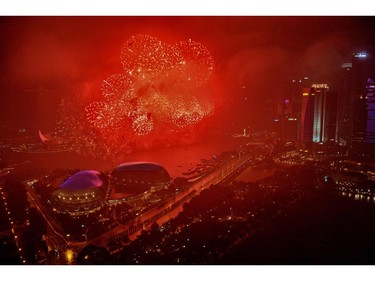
{"left": 87, "top": 34, "right": 214, "bottom": 135}
{"left": 101, "top": 74, "right": 134, "bottom": 99}
{"left": 176, "top": 39, "right": 215, "bottom": 88}
{"left": 121, "top": 34, "right": 182, "bottom": 82}
{"left": 58, "top": 34, "right": 215, "bottom": 158}
{"left": 132, "top": 114, "right": 154, "bottom": 136}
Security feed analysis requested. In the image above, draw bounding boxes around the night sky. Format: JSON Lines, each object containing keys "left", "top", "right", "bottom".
{"left": 1, "top": 16, "right": 374, "bottom": 132}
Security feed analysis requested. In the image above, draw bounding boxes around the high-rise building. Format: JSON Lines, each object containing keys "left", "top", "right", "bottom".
{"left": 337, "top": 62, "right": 352, "bottom": 146}
{"left": 299, "top": 88, "right": 315, "bottom": 145}
{"left": 337, "top": 51, "right": 375, "bottom": 152}
{"left": 274, "top": 97, "right": 298, "bottom": 141}
{"left": 299, "top": 84, "right": 337, "bottom": 147}
{"left": 351, "top": 52, "right": 370, "bottom": 146}
{"left": 274, "top": 77, "right": 309, "bottom": 141}
{"left": 325, "top": 90, "right": 338, "bottom": 143}
{"left": 366, "top": 78, "right": 375, "bottom": 144}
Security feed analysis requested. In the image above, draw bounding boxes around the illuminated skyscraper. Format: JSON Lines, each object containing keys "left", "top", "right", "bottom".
{"left": 299, "top": 88, "right": 315, "bottom": 144}
{"left": 299, "top": 84, "right": 336, "bottom": 146}
{"left": 366, "top": 78, "right": 375, "bottom": 143}
{"left": 312, "top": 85, "right": 326, "bottom": 143}
{"left": 337, "top": 51, "right": 375, "bottom": 152}
{"left": 351, "top": 52, "right": 369, "bottom": 146}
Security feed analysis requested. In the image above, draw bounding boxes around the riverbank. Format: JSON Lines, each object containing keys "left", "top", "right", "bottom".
{"left": 3, "top": 137, "right": 250, "bottom": 178}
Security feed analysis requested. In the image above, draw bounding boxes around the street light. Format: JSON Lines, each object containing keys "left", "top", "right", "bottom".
{"left": 65, "top": 249, "right": 74, "bottom": 263}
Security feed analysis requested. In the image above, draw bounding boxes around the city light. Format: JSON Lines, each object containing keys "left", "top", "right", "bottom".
{"left": 311, "top": 83, "right": 329, "bottom": 89}
{"left": 354, "top": 52, "right": 367, "bottom": 58}
{"left": 65, "top": 249, "right": 74, "bottom": 264}
{"left": 0, "top": 16, "right": 374, "bottom": 268}
{"left": 341, "top": 62, "right": 352, "bottom": 68}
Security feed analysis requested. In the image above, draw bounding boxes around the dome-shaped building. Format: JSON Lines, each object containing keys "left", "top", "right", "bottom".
{"left": 109, "top": 162, "right": 171, "bottom": 199}
{"left": 51, "top": 170, "right": 107, "bottom": 214}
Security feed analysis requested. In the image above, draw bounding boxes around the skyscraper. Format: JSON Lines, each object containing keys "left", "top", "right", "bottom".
{"left": 337, "top": 62, "right": 352, "bottom": 146}
{"left": 366, "top": 78, "right": 375, "bottom": 144}
{"left": 299, "top": 88, "right": 315, "bottom": 145}
{"left": 338, "top": 51, "right": 375, "bottom": 153}
{"left": 299, "top": 84, "right": 336, "bottom": 147}
{"left": 274, "top": 77, "right": 309, "bottom": 141}
{"left": 274, "top": 97, "right": 298, "bottom": 141}
{"left": 325, "top": 90, "right": 338, "bottom": 143}
{"left": 351, "top": 52, "right": 370, "bottom": 146}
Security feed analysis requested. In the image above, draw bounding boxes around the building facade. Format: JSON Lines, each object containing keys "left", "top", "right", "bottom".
{"left": 299, "top": 84, "right": 337, "bottom": 147}
{"left": 337, "top": 51, "right": 375, "bottom": 153}
{"left": 366, "top": 78, "right": 375, "bottom": 144}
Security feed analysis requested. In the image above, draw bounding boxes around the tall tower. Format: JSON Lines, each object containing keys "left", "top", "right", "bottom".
{"left": 337, "top": 62, "right": 352, "bottom": 146}
{"left": 299, "top": 88, "right": 315, "bottom": 145}
{"left": 338, "top": 51, "right": 375, "bottom": 154}
{"left": 274, "top": 96, "right": 298, "bottom": 141}
{"left": 312, "top": 85, "right": 326, "bottom": 143}
{"left": 299, "top": 84, "right": 336, "bottom": 147}
{"left": 366, "top": 78, "right": 375, "bottom": 144}
{"left": 351, "top": 52, "right": 370, "bottom": 146}
{"left": 274, "top": 76, "right": 309, "bottom": 141}
{"left": 325, "top": 90, "right": 338, "bottom": 143}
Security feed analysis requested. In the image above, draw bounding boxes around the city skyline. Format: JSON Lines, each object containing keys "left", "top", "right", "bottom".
{"left": 1, "top": 17, "right": 374, "bottom": 133}
{"left": 1, "top": 15, "right": 375, "bottom": 273}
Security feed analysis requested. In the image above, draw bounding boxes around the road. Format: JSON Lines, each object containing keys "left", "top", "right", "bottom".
{"left": 26, "top": 184, "right": 70, "bottom": 261}
{"left": 68, "top": 151, "right": 253, "bottom": 253}
{"left": 27, "top": 144, "right": 263, "bottom": 260}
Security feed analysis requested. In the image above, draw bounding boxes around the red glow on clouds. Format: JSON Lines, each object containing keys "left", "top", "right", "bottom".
{"left": 57, "top": 34, "right": 215, "bottom": 159}
{"left": 2, "top": 17, "right": 369, "bottom": 147}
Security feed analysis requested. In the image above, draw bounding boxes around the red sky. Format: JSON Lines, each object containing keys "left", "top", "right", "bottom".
{"left": 0, "top": 16, "right": 374, "bottom": 131}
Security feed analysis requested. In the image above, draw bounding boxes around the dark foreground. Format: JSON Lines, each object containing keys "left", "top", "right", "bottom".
{"left": 222, "top": 191, "right": 375, "bottom": 265}
{"left": 94, "top": 165, "right": 375, "bottom": 265}
{"left": 108, "top": 165, "right": 375, "bottom": 265}
{"left": 2, "top": 164, "right": 375, "bottom": 265}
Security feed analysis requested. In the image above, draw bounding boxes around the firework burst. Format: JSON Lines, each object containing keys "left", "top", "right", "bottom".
{"left": 58, "top": 34, "right": 215, "bottom": 158}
